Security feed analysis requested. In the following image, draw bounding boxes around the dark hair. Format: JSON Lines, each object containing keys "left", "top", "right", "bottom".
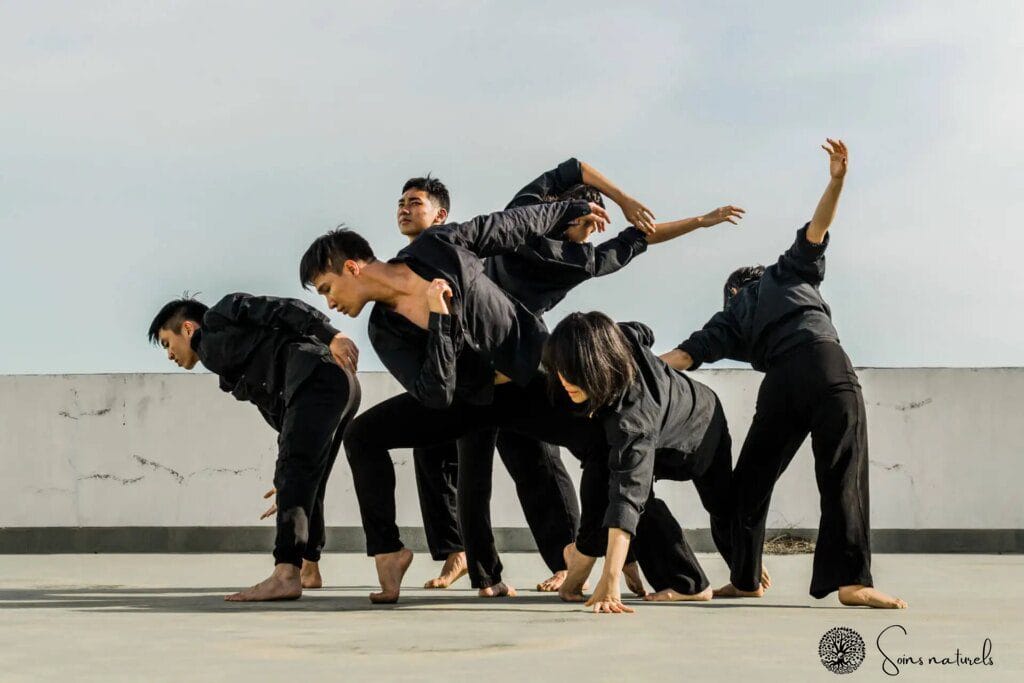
{"left": 148, "top": 296, "right": 209, "bottom": 344}
{"left": 402, "top": 175, "right": 451, "bottom": 212}
{"left": 300, "top": 227, "right": 377, "bottom": 288}
{"left": 723, "top": 265, "right": 765, "bottom": 307}
{"left": 541, "top": 183, "right": 605, "bottom": 208}
{"left": 542, "top": 311, "right": 637, "bottom": 410}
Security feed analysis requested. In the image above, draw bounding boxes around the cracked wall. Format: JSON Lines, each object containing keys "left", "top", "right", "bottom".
{"left": 1, "top": 369, "right": 1021, "bottom": 529}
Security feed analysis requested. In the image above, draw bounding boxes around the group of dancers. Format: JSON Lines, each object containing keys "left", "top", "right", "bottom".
{"left": 148, "top": 138, "right": 908, "bottom": 612}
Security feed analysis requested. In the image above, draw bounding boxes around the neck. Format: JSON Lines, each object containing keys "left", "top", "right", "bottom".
{"left": 361, "top": 261, "right": 420, "bottom": 308}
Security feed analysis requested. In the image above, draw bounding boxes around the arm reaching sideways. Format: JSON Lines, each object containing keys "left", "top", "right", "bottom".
{"left": 646, "top": 205, "right": 745, "bottom": 245}
{"left": 806, "top": 138, "right": 847, "bottom": 244}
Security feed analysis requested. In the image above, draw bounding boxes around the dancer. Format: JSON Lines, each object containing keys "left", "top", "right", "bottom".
{"left": 542, "top": 312, "right": 735, "bottom": 614}
{"left": 302, "top": 199, "right": 605, "bottom": 602}
{"left": 147, "top": 294, "right": 360, "bottom": 601}
{"left": 398, "top": 162, "right": 745, "bottom": 593}
{"left": 661, "top": 139, "right": 907, "bottom": 609}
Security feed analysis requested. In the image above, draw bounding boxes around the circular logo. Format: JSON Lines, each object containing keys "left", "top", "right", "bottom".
{"left": 819, "top": 626, "right": 866, "bottom": 674}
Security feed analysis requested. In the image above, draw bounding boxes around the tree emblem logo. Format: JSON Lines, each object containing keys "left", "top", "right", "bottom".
{"left": 819, "top": 626, "right": 866, "bottom": 674}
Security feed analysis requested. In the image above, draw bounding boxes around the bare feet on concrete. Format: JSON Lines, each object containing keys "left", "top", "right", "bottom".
{"left": 712, "top": 582, "right": 765, "bottom": 598}
{"left": 225, "top": 563, "right": 302, "bottom": 602}
{"left": 370, "top": 548, "right": 414, "bottom": 604}
{"left": 423, "top": 551, "right": 468, "bottom": 589}
{"left": 623, "top": 561, "right": 647, "bottom": 597}
{"left": 642, "top": 586, "right": 713, "bottom": 602}
{"left": 838, "top": 584, "right": 907, "bottom": 609}
{"left": 300, "top": 560, "right": 322, "bottom": 589}
{"left": 478, "top": 582, "right": 517, "bottom": 598}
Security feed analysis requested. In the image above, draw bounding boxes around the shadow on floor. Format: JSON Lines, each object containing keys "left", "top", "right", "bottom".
{"left": 0, "top": 586, "right": 836, "bottom": 614}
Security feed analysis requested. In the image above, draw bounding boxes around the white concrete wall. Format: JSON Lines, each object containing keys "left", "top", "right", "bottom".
{"left": 1, "top": 369, "right": 1021, "bottom": 530}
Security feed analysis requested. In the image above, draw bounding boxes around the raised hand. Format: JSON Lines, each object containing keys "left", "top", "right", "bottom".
{"left": 823, "top": 138, "right": 848, "bottom": 179}
{"left": 700, "top": 205, "right": 745, "bottom": 228}
{"left": 426, "top": 278, "right": 453, "bottom": 315}
{"left": 564, "top": 202, "right": 613, "bottom": 243}
{"left": 329, "top": 333, "right": 359, "bottom": 372}
{"left": 616, "top": 195, "right": 656, "bottom": 234}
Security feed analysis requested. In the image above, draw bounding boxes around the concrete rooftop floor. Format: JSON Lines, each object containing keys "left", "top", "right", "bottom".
{"left": 0, "top": 553, "right": 1021, "bottom": 682}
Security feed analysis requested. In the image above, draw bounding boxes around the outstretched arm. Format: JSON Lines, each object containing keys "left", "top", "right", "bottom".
{"left": 646, "top": 205, "right": 745, "bottom": 245}
{"left": 806, "top": 138, "right": 848, "bottom": 244}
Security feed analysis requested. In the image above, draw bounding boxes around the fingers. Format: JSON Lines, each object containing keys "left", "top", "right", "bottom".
{"left": 588, "top": 202, "right": 611, "bottom": 222}
{"left": 259, "top": 504, "right": 277, "bottom": 520}
{"left": 263, "top": 488, "right": 276, "bottom": 499}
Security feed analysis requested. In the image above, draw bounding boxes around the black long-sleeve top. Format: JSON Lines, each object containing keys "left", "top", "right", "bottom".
{"left": 594, "top": 322, "right": 718, "bottom": 535}
{"left": 368, "top": 200, "right": 593, "bottom": 409}
{"left": 483, "top": 158, "right": 650, "bottom": 315}
{"left": 677, "top": 224, "right": 840, "bottom": 372}
{"left": 191, "top": 293, "right": 340, "bottom": 428}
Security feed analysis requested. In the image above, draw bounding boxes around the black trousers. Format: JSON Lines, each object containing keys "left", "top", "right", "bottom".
{"left": 576, "top": 398, "right": 734, "bottom": 595}
{"left": 272, "top": 363, "right": 361, "bottom": 567}
{"left": 412, "top": 443, "right": 463, "bottom": 561}
{"left": 343, "top": 377, "right": 599, "bottom": 585}
{"left": 456, "top": 429, "right": 580, "bottom": 587}
{"left": 729, "top": 340, "right": 873, "bottom": 598}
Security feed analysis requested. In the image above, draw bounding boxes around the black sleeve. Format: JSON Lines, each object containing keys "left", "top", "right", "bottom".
{"left": 775, "top": 223, "right": 829, "bottom": 285}
{"left": 429, "top": 200, "right": 592, "bottom": 258}
{"left": 372, "top": 313, "right": 458, "bottom": 409}
{"left": 205, "top": 293, "right": 340, "bottom": 345}
{"left": 619, "top": 321, "right": 656, "bottom": 348}
{"left": 505, "top": 158, "right": 584, "bottom": 209}
{"left": 602, "top": 421, "right": 657, "bottom": 536}
{"left": 592, "top": 227, "right": 649, "bottom": 277}
{"left": 676, "top": 307, "right": 744, "bottom": 370}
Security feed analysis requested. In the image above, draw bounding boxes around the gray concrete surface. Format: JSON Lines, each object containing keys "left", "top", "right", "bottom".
{"left": 0, "top": 553, "right": 1021, "bottom": 682}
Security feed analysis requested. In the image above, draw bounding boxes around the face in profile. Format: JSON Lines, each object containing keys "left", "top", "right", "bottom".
{"left": 557, "top": 372, "right": 590, "bottom": 404}
{"left": 158, "top": 323, "right": 200, "bottom": 369}
{"left": 313, "top": 266, "right": 369, "bottom": 318}
{"left": 397, "top": 189, "right": 446, "bottom": 238}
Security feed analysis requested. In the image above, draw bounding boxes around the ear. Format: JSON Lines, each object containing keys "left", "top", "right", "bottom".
{"left": 344, "top": 259, "right": 361, "bottom": 277}
{"left": 181, "top": 320, "right": 196, "bottom": 337}
{"left": 434, "top": 207, "right": 448, "bottom": 225}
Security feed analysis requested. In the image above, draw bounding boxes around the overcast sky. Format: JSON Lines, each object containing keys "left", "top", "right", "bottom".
{"left": 1, "top": 1, "right": 1021, "bottom": 374}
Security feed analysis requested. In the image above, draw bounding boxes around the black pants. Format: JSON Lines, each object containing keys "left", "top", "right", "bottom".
{"left": 412, "top": 443, "right": 463, "bottom": 561}
{"left": 455, "top": 429, "right": 580, "bottom": 587}
{"left": 730, "top": 340, "right": 872, "bottom": 598}
{"left": 414, "top": 432, "right": 579, "bottom": 582}
{"left": 273, "top": 363, "right": 361, "bottom": 567}
{"left": 576, "top": 399, "right": 734, "bottom": 595}
{"left": 343, "top": 377, "right": 599, "bottom": 585}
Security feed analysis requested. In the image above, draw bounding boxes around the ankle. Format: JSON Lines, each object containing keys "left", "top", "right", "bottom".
{"left": 274, "top": 563, "right": 301, "bottom": 579}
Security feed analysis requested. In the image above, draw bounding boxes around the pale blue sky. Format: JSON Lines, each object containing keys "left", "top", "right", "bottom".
{"left": 1, "top": 1, "right": 1021, "bottom": 374}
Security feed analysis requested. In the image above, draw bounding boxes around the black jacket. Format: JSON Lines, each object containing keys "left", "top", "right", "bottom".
{"left": 193, "top": 293, "right": 340, "bottom": 428}
{"left": 368, "top": 200, "right": 593, "bottom": 409}
{"left": 677, "top": 224, "right": 840, "bottom": 372}
{"left": 484, "top": 158, "right": 649, "bottom": 315}
{"left": 597, "top": 322, "right": 718, "bottom": 535}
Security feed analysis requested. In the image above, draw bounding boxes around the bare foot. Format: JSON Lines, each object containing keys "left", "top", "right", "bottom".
{"left": 423, "top": 551, "right": 467, "bottom": 589}
{"left": 536, "top": 570, "right": 567, "bottom": 592}
{"left": 225, "top": 564, "right": 302, "bottom": 602}
{"left": 479, "top": 582, "right": 517, "bottom": 598}
{"left": 370, "top": 548, "right": 414, "bottom": 604}
{"left": 838, "top": 584, "right": 907, "bottom": 609}
{"left": 623, "top": 562, "right": 646, "bottom": 597}
{"left": 300, "top": 560, "right": 322, "bottom": 589}
{"left": 712, "top": 582, "right": 765, "bottom": 598}
{"left": 761, "top": 565, "right": 772, "bottom": 590}
{"left": 643, "top": 586, "right": 713, "bottom": 602}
